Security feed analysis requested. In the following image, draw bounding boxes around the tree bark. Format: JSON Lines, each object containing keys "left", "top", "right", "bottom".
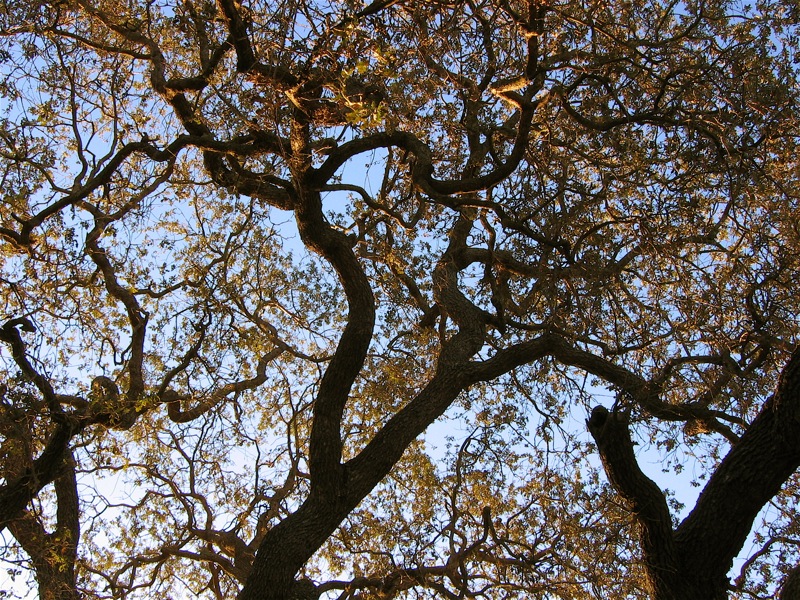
{"left": 8, "top": 450, "right": 80, "bottom": 600}
{"left": 237, "top": 364, "right": 471, "bottom": 600}
{"left": 0, "top": 422, "right": 74, "bottom": 531}
{"left": 780, "top": 565, "right": 800, "bottom": 600}
{"left": 589, "top": 347, "right": 800, "bottom": 599}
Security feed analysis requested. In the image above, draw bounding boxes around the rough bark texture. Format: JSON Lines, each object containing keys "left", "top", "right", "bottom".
{"left": 8, "top": 452, "right": 80, "bottom": 600}
{"left": 589, "top": 347, "right": 800, "bottom": 599}
{"left": 781, "top": 565, "right": 800, "bottom": 600}
{"left": 588, "top": 406, "right": 690, "bottom": 599}
{"left": 0, "top": 422, "right": 74, "bottom": 531}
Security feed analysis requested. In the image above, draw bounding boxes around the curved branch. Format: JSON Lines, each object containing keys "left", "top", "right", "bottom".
{"left": 295, "top": 185, "right": 376, "bottom": 492}
{"left": 162, "top": 348, "right": 284, "bottom": 423}
{"left": 470, "top": 334, "right": 739, "bottom": 441}
{"left": 313, "top": 95, "right": 538, "bottom": 198}
{"left": 587, "top": 406, "right": 684, "bottom": 597}
{"left": 0, "top": 319, "right": 58, "bottom": 409}
{"left": 216, "top": 0, "right": 256, "bottom": 72}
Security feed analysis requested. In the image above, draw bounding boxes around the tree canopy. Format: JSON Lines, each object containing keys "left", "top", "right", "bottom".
{"left": 0, "top": 0, "right": 799, "bottom": 598}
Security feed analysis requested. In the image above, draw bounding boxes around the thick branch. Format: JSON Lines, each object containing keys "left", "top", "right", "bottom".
{"left": 472, "top": 333, "right": 738, "bottom": 440}
{"left": 294, "top": 186, "right": 376, "bottom": 493}
{"left": 312, "top": 96, "right": 538, "bottom": 199}
{"left": 780, "top": 564, "right": 800, "bottom": 600}
{"left": 0, "top": 319, "right": 62, "bottom": 414}
{"left": 9, "top": 450, "right": 83, "bottom": 600}
{"left": 238, "top": 361, "right": 470, "bottom": 600}
{"left": 0, "top": 138, "right": 163, "bottom": 248}
{"left": 589, "top": 348, "right": 800, "bottom": 599}
{"left": 0, "top": 422, "right": 75, "bottom": 531}
{"left": 587, "top": 406, "right": 684, "bottom": 598}
{"left": 216, "top": 0, "right": 256, "bottom": 72}
{"left": 85, "top": 215, "right": 148, "bottom": 409}
{"left": 674, "top": 348, "right": 800, "bottom": 584}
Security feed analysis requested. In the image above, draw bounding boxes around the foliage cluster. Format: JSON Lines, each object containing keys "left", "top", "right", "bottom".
{"left": 0, "top": 0, "right": 799, "bottom": 598}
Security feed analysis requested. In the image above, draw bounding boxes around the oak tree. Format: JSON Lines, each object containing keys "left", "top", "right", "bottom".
{"left": 0, "top": 0, "right": 799, "bottom": 598}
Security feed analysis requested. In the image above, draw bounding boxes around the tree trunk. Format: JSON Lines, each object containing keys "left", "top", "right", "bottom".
{"left": 8, "top": 452, "right": 80, "bottom": 600}
{"left": 589, "top": 348, "right": 800, "bottom": 599}
{"left": 780, "top": 565, "right": 800, "bottom": 600}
